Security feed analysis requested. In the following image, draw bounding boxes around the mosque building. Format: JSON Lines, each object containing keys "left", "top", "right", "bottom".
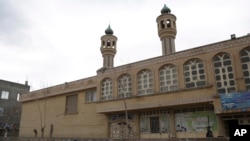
{"left": 19, "top": 4, "right": 250, "bottom": 139}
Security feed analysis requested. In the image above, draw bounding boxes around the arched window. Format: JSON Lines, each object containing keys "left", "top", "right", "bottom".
{"left": 107, "top": 40, "right": 111, "bottom": 47}
{"left": 159, "top": 64, "right": 178, "bottom": 92}
{"left": 101, "top": 78, "right": 113, "bottom": 100}
{"left": 137, "top": 69, "right": 153, "bottom": 95}
{"left": 118, "top": 74, "right": 132, "bottom": 98}
{"left": 112, "top": 41, "right": 116, "bottom": 48}
{"left": 184, "top": 59, "right": 206, "bottom": 88}
{"left": 167, "top": 19, "right": 171, "bottom": 27}
{"left": 240, "top": 47, "right": 250, "bottom": 90}
{"left": 213, "top": 53, "right": 235, "bottom": 94}
{"left": 161, "top": 20, "right": 165, "bottom": 29}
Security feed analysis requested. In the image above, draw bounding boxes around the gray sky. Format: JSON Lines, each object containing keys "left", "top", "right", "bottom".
{"left": 1, "top": 0, "right": 250, "bottom": 91}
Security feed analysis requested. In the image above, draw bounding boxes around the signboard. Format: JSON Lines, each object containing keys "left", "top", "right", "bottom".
{"left": 175, "top": 111, "right": 217, "bottom": 132}
{"left": 220, "top": 92, "right": 250, "bottom": 110}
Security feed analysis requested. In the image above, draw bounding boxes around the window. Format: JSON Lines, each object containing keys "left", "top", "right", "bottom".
{"left": 65, "top": 94, "right": 78, "bottom": 114}
{"left": 140, "top": 109, "right": 169, "bottom": 133}
{"left": 166, "top": 19, "right": 171, "bottom": 27}
{"left": 213, "top": 53, "right": 235, "bottom": 94}
{"left": 0, "top": 107, "right": 4, "bottom": 116}
{"left": 1, "top": 91, "right": 9, "bottom": 99}
{"left": 161, "top": 20, "right": 165, "bottom": 28}
{"left": 101, "top": 78, "right": 113, "bottom": 100}
{"left": 159, "top": 64, "right": 178, "bottom": 92}
{"left": 184, "top": 59, "right": 206, "bottom": 88}
{"left": 240, "top": 47, "right": 250, "bottom": 90}
{"left": 150, "top": 117, "right": 160, "bottom": 133}
{"left": 17, "top": 93, "right": 20, "bottom": 101}
{"left": 85, "top": 90, "right": 96, "bottom": 102}
{"left": 118, "top": 74, "right": 132, "bottom": 98}
{"left": 107, "top": 40, "right": 111, "bottom": 47}
{"left": 137, "top": 69, "right": 153, "bottom": 95}
{"left": 110, "top": 113, "right": 134, "bottom": 121}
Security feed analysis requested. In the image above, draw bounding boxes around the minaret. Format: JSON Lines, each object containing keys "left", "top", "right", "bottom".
{"left": 100, "top": 25, "right": 117, "bottom": 68}
{"left": 156, "top": 4, "right": 177, "bottom": 55}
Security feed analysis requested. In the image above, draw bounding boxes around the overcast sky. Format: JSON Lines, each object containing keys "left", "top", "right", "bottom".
{"left": 1, "top": 0, "right": 250, "bottom": 91}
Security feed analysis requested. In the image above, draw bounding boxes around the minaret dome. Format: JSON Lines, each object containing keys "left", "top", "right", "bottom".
{"left": 105, "top": 25, "right": 114, "bottom": 35}
{"left": 161, "top": 4, "right": 171, "bottom": 14}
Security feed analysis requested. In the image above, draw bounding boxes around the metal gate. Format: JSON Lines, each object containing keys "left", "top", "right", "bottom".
{"left": 110, "top": 120, "right": 135, "bottom": 139}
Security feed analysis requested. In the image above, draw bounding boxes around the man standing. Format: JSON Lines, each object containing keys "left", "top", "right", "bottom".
{"left": 206, "top": 126, "right": 214, "bottom": 137}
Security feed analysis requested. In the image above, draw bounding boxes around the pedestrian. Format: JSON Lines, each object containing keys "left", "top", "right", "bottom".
{"left": 206, "top": 126, "right": 214, "bottom": 137}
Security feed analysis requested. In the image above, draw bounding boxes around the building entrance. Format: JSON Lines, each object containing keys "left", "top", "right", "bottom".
{"left": 224, "top": 118, "right": 250, "bottom": 141}
{"left": 110, "top": 120, "right": 135, "bottom": 139}
{"left": 109, "top": 113, "right": 135, "bottom": 139}
{"left": 227, "top": 120, "right": 238, "bottom": 140}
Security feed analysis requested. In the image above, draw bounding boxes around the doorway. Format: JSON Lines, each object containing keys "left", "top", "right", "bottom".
{"left": 225, "top": 119, "right": 250, "bottom": 141}
{"left": 110, "top": 120, "right": 135, "bottom": 139}
{"left": 227, "top": 120, "right": 238, "bottom": 139}
{"left": 224, "top": 120, "right": 239, "bottom": 141}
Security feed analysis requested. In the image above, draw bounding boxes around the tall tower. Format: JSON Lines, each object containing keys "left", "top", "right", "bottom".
{"left": 156, "top": 4, "right": 177, "bottom": 55}
{"left": 100, "top": 25, "right": 117, "bottom": 68}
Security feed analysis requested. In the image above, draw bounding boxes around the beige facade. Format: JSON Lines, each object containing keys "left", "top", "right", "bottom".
{"left": 19, "top": 4, "right": 250, "bottom": 139}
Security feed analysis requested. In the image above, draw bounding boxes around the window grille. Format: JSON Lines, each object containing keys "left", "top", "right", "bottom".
{"left": 159, "top": 64, "right": 179, "bottom": 92}
{"left": 213, "top": 53, "right": 235, "bottom": 94}
{"left": 137, "top": 69, "right": 153, "bottom": 95}
{"left": 150, "top": 117, "right": 160, "bottom": 133}
{"left": 140, "top": 109, "right": 170, "bottom": 133}
{"left": 110, "top": 113, "right": 134, "bottom": 121}
{"left": 86, "top": 90, "right": 96, "bottom": 102}
{"left": 240, "top": 47, "right": 250, "bottom": 90}
{"left": 184, "top": 59, "right": 206, "bottom": 88}
{"left": 118, "top": 74, "right": 132, "bottom": 98}
{"left": 101, "top": 78, "right": 113, "bottom": 100}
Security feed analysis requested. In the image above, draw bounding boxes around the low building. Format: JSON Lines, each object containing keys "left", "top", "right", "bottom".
{"left": 19, "top": 4, "right": 250, "bottom": 139}
{"left": 0, "top": 79, "right": 30, "bottom": 137}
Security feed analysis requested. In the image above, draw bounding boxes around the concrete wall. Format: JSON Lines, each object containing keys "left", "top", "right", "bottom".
{"left": 19, "top": 91, "right": 108, "bottom": 138}
{"left": 19, "top": 86, "right": 219, "bottom": 138}
{"left": 0, "top": 79, "right": 30, "bottom": 137}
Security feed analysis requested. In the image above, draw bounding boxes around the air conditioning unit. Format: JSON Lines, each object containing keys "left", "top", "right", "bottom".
{"left": 238, "top": 118, "right": 250, "bottom": 125}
